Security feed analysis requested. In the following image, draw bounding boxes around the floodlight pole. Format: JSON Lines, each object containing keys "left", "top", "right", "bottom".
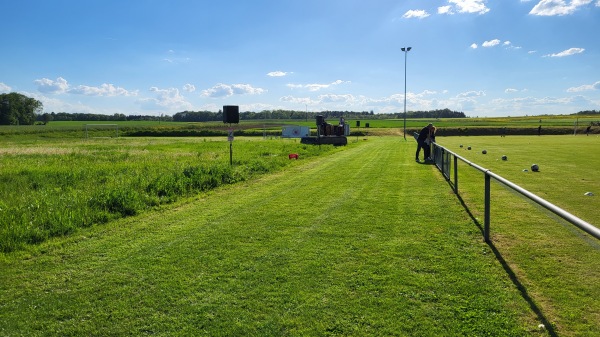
{"left": 401, "top": 47, "right": 411, "bottom": 140}
{"left": 306, "top": 104, "right": 308, "bottom": 122}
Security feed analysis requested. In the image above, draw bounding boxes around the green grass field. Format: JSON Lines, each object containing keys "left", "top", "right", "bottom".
{"left": 0, "top": 136, "right": 342, "bottom": 252}
{"left": 435, "top": 135, "right": 600, "bottom": 336}
{"left": 436, "top": 135, "right": 600, "bottom": 225}
{"left": 2, "top": 114, "right": 599, "bottom": 138}
{"left": 1, "top": 128, "right": 599, "bottom": 335}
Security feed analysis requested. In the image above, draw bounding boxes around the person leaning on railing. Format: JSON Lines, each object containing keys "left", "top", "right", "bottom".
{"left": 416, "top": 123, "right": 435, "bottom": 162}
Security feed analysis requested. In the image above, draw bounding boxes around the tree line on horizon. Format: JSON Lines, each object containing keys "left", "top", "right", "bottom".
{"left": 171, "top": 108, "right": 467, "bottom": 122}
{"left": 1, "top": 92, "right": 597, "bottom": 125}
{"left": 33, "top": 108, "right": 468, "bottom": 124}
{"left": 39, "top": 112, "right": 170, "bottom": 123}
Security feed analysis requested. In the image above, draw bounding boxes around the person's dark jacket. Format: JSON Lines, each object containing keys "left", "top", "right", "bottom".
{"left": 417, "top": 127, "right": 429, "bottom": 142}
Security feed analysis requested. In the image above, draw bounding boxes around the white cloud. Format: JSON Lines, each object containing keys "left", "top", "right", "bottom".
{"left": 163, "top": 50, "right": 191, "bottom": 64}
{"left": 305, "top": 84, "right": 331, "bottom": 91}
{"left": 201, "top": 83, "right": 266, "bottom": 98}
{"left": 27, "top": 91, "right": 122, "bottom": 115}
{"left": 473, "top": 39, "right": 520, "bottom": 49}
{"left": 34, "top": 77, "right": 69, "bottom": 94}
{"left": 489, "top": 95, "right": 596, "bottom": 114}
{"left": 231, "top": 84, "right": 266, "bottom": 95}
{"left": 286, "top": 80, "right": 350, "bottom": 92}
{"left": 34, "top": 78, "right": 137, "bottom": 97}
{"left": 0, "top": 82, "right": 11, "bottom": 93}
{"left": 275, "top": 86, "right": 597, "bottom": 117}
{"left": 458, "top": 90, "right": 486, "bottom": 98}
{"left": 543, "top": 47, "right": 585, "bottom": 57}
{"left": 239, "top": 102, "right": 277, "bottom": 112}
{"left": 183, "top": 84, "right": 196, "bottom": 92}
{"left": 530, "top": 0, "right": 594, "bottom": 16}
{"left": 318, "top": 94, "right": 356, "bottom": 104}
{"left": 201, "top": 83, "right": 232, "bottom": 98}
{"left": 447, "top": 0, "right": 490, "bottom": 14}
{"left": 267, "top": 71, "right": 290, "bottom": 77}
{"left": 138, "top": 87, "right": 192, "bottom": 110}
{"left": 402, "top": 9, "right": 430, "bottom": 19}
{"left": 505, "top": 88, "right": 528, "bottom": 93}
{"left": 419, "top": 90, "right": 438, "bottom": 96}
{"left": 482, "top": 39, "right": 501, "bottom": 47}
{"left": 163, "top": 58, "right": 191, "bottom": 64}
{"left": 502, "top": 41, "right": 523, "bottom": 50}
{"left": 567, "top": 81, "right": 600, "bottom": 92}
{"left": 280, "top": 93, "right": 371, "bottom": 110}
{"left": 438, "top": 5, "right": 454, "bottom": 14}
{"left": 69, "top": 83, "right": 137, "bottom": 97}
{"left": 280, "top": 95, "right": 314, "bottom": 105}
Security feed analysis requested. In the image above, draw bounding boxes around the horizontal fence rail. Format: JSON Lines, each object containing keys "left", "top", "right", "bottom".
{"left": 432, "top": 143, "right": 600, "bottom": 242}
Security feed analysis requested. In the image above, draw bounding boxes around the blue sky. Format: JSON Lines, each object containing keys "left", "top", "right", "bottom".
{"left": 1, "top": 0, "right": 599, "bottom": 117}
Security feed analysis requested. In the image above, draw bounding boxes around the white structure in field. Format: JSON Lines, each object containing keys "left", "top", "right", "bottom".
{"left": 282, "top": 125, "right": 310, "bottom": 138}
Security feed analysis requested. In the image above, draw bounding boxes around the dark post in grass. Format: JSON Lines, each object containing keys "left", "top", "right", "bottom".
{"left": 228, "top": 128, "right": 233, "bottom": 165}
{"left": 453, "top": 156, "right": 459, "bottom": 193}
{"left": 484, "top": 173, "right": 491, "bottom": 243}
{"left": 223, "top": 105, "right": 239, "bottom": 166}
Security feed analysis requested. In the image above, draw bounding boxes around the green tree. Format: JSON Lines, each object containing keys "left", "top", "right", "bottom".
{"left": 0, "top": 92, "right": 43, "bottom": 125}
{"left": 42, "top": 113, "right": 54, "bottom": 125}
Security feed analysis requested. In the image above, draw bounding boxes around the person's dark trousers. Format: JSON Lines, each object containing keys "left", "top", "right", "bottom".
{"left": 416, "top": 140, "right": 426, "bottom": 160}
{"left": 423, "top": 143, "right": 431, "bottom": 159}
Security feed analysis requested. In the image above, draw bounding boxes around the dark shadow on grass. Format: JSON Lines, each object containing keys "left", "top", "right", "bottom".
{"left": 446, "top": 181, "right": 558, "bottom": 336}
{"left": 487, "top": 242, "right": 558, "bottom": 337}
{"left": 444, "top": 179, "right": 484, "bottom": 237}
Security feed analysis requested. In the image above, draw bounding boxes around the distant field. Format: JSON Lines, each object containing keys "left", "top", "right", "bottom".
{"left": 436, "top": 135, "right": 600, "bottom": 226}
{"left": 299, "top": 114, "right": 599, "bottom": 131}
{"left": 2, "top": 114, "right": 599, "bottom": 138}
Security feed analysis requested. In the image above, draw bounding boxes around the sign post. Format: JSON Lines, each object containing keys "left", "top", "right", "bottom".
{"left": 228, "top": 128, "right": 234, "bottom": 165}
{"left": 223, "top": 105, "right": 239, "bottom": 166}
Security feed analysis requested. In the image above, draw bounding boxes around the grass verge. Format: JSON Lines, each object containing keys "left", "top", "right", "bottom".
{"left": 0, "top": 137, "right": 342, "bottom": 252}
{"left": 0, "top": 137, "right": 550, "bottom": 336}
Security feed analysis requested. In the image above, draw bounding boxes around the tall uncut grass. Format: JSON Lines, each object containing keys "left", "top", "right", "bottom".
{"left": 0, "top": 137, "right": 342, "bottom": 252}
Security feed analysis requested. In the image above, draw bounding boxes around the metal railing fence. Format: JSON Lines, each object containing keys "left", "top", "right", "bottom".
{"left": 432, "top": 143, "right": 600, "bottom": 243}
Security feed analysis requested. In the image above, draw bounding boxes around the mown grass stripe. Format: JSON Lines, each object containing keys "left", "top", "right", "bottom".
{"left": 1, "top": 137, "right": 537, "bottom": 336}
